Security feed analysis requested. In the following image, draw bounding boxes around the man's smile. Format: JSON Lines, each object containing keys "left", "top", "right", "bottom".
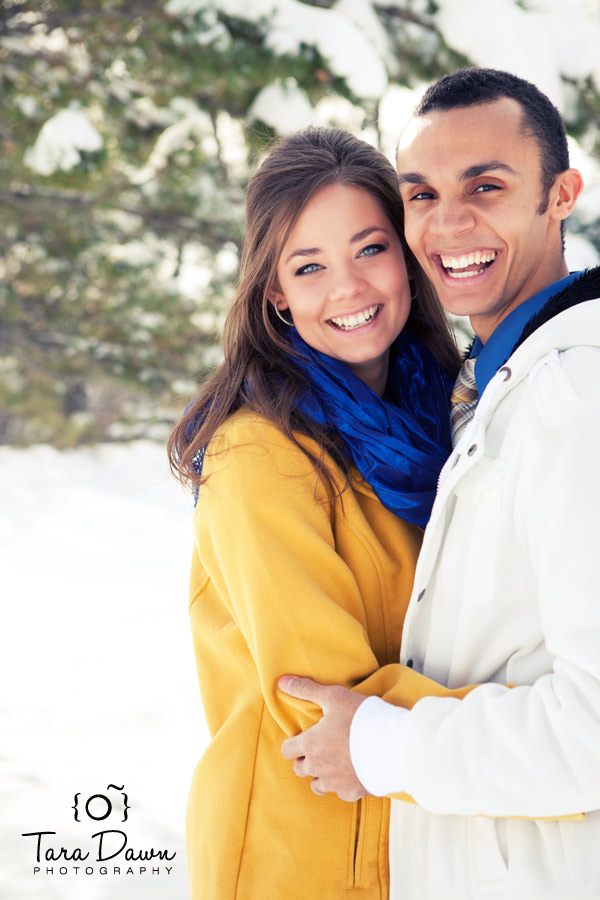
{"left": 437, "top": 249, "right": 498, "bottom": 279}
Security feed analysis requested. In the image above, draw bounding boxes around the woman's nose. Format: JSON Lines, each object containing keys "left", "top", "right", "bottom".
{"left": 327, "top": 265, "right": 366, "bottom": 302}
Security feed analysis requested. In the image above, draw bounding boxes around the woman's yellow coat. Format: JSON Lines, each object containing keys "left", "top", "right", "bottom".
{"left": 187, "top": 410, "right": 467, "bottom": 899}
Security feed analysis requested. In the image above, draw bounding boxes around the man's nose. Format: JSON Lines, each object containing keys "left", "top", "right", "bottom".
{"left": 429, "top": 201, "right": 475, "bottom": 239}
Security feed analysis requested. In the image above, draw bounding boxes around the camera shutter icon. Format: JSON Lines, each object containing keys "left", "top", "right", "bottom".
{"left": 73, "top": 784, "right": 130, "bottom": 822}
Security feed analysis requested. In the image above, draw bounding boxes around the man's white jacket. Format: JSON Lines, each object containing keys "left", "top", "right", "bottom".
{"left": 389, "top": 271, "right": 600, "bottom": 899}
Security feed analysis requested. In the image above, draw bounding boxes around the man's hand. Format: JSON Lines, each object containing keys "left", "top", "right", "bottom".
{"left": 279, "top": 675, "right": 370, "bottom": 802}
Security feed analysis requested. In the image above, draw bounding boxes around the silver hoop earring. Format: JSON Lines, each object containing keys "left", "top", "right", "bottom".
{"left": 274, "top": 303, "right": 294, "bottom": 326}
{"left": 410, "top": 284, "right": 419, "bottom": 302}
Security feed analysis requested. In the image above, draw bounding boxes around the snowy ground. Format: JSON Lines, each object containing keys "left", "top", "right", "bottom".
{"left": 0, "top": 442, "right": 208, "bottom": 899}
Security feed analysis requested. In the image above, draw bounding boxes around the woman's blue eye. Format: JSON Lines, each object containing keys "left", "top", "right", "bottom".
{"left": 295, "top": 262, "right": 322, "bottom": 276}
{"left": 360, "top": 243, "right": 386, "bottom": 257}
{"left": 410, "top": 191, "right": 435, "bottom": 201}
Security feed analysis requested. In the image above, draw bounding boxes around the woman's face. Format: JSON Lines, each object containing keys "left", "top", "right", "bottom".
{"left": 270, "top": 183, "right": 411, "bottom": 396}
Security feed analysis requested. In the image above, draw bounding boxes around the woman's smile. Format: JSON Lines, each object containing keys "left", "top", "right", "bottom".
{"left": 328, "top": 303, "right": 381, "bottom": 331}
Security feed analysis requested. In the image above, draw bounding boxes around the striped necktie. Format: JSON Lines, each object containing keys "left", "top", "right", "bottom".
{"left": 450, "top": 357, "right": 478, "bottom": 445}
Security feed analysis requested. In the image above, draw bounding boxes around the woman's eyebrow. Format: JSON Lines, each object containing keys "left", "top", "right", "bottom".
{"left": 284, "top": 246, "right": 321, "bottom": 264}
{"left": 350, "top": 226, "right": 391, "bottom": 243}
{"left": 284, "top": 227, "right": 390, "bottom": 264}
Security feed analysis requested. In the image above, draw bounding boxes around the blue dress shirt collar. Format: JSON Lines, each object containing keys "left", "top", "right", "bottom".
{"left": 471, "top": 271, "right": 583, "bottom": 396}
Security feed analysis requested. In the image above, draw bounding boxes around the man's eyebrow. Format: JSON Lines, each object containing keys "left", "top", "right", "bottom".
{"left": 460, "top": 161, "right": 518, "bottom": 180}
{"left": 283, "top": 227, "right": 390, "bottom": 265}
{"left": 397, "top": 161, "right": 518, "bottom": 187}
{"left": 397, "top": 172, "right": 427, "bottom": 186}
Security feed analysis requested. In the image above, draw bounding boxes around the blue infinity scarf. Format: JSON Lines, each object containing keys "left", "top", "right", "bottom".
{"left": 287, "top": 328, "right": 453, "bottom": 528}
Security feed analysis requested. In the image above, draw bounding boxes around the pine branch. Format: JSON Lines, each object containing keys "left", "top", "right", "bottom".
{"left": 0, "top": 1, "right": 168, "bottom": 38}
{"left": 373, "top": 4, "right": 437, "bottom": 31}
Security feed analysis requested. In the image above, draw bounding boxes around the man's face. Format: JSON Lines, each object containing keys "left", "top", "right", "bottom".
{"left": 396, "top": 97, "right": 568, "bottom": 342}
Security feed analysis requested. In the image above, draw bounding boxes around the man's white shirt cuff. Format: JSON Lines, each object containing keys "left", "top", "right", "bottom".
{"left": 349, "top": 695, "right": 410, "bottom": 796}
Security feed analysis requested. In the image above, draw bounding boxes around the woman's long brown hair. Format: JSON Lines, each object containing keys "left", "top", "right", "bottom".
{"left": 168, "top": 127, "right": 460, "bottom": 495}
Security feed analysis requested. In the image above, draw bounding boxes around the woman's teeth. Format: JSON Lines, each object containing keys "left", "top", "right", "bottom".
{"left": 440, "top": 250, "right": 497, "bottom": 279}
{"left": 329, "top": 305, "right": 379, "bottom": 331}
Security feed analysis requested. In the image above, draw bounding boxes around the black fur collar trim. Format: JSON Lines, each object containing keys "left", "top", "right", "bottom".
{"left": 513, "top": 266, "right": 600, "bottom": 356}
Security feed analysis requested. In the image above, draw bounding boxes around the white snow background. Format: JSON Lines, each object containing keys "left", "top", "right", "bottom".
{"left": 1, "top": 443, "right": 205, "bottom": 899}
{"left": 5, "top": 0, "right": 600, "bottom": 897}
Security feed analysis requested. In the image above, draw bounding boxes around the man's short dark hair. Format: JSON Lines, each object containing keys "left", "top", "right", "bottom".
{"left": 416, "top": 68, "right": 569, "bottom": 216}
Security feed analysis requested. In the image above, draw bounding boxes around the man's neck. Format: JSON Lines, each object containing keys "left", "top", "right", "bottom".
{"left": 470, "top": 267, "right": 590, "bottom": 398}
{"left": 473, "top": 259, "right": 570, "bottom": 345}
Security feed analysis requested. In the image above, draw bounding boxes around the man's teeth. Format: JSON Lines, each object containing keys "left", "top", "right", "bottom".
{"left": 440, "top": 250, "right": 497, "bottom": 267}
{"left": 330, "top": 305, "right": 379, "bottom": 330}
{"left": 440, "top": 250, "right": 497, "bottom": 278}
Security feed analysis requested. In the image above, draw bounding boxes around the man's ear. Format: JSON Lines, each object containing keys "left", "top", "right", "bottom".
{"left": 551, "top": 168, "right": 584, "bottom": 222}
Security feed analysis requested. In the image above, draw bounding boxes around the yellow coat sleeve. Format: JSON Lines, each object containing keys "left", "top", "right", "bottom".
{"left": 193, "top": 414, "right": 472, "bottom": 738}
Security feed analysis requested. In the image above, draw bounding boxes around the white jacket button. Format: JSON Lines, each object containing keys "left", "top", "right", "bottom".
{"left": 467, "top": 444, "right": 478, "bottom": 456}
{"left": 499, "top": 365, "right": 512, "bottom": 380}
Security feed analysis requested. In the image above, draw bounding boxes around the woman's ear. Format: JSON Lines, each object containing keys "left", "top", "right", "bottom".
{"left": 268, "top": 290, "right": 294, "bottom": 327}
{"left": 267, "top": 288, "right": 288, "bottom": 311}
